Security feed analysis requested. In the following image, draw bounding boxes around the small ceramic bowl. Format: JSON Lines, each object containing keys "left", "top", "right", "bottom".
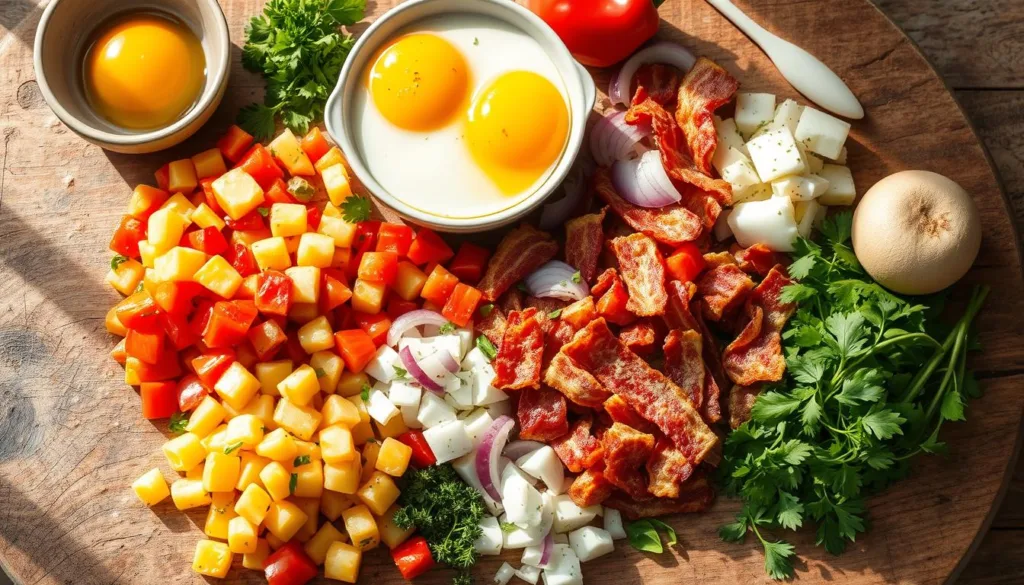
{"left": 33, "top": 0, "right": 230, "bottom": 154}
{"left": 325, "top": 0, "right": 596, "bottom": 233}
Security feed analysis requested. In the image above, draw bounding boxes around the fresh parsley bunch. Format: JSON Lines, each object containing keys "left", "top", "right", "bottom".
{"left": 719, "top": 212, "right": 989, "bottom": 579}
{"left": 239, "top": 0, "right": 367, "bottom": 140}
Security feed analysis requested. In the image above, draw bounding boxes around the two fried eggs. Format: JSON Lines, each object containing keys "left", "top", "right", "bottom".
{"left": 352, "top": 14, "right": 570, "bottom": 219}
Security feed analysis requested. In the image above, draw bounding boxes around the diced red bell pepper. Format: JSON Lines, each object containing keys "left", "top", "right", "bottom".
{"left": 347, "top": 221, "right": 381, "bottom": 279}
{"left": 334, "top": 305, "right": 356, "bottom": 331}
{"left": 387, "top": 297, "right": 420, "bottom": 320}
{"left": 305, "top": 205, "right": 322, "bottom": 230}
{"left": 110, "top": 215, "right": 147, "bottom": 257}
{"left": 441, "top": 283, "right": 482, "bottom": 327}
{"left": 264, "top": 541, "right": 318, "bottom": 585}
{"left": 160, "top": 312, "right": 198, "bottom": 350}
{"left": 176, "top": 373, "right": 210, "bottom": 412}
{"left": 391, "top": 536, "right": 436, "bottom": 580}
{"left": 191, "top": 349, "right": 235, "bottom": 388}
{"left": 334, "top": 329, "right": 377, "bottom": 373}
{"left": 354, "top": 311, "right": 391, "bottom": 347}
{"left": 299, "top": 127, "right": 332, "bottom": 164}
{"left": 200, "top": 178, "right": 226, "bottom": 216}
{"left": 256, "top": 270, "right": 293, "bottom": 316}
{"left": 153, "top": 281, "right": 204, "bottom": 316}
{"left": 186, "top": 226, "right": 229, "bottom": 256}
{"left": 248, "top": 319, "right": 288, "bottom": 361}
{"left": 125, "top": 328, "right": 165, "bottom": 365}
{"left": 665, "top": 242, "right": 706, "bottom": 284}
{"left": 265, "top": 178, "right": 297, "bottom": 205}
{"left": 203, "top": 300, "right": 259, "bottom": 348}
{"left": 321, "top": 275, "right": 353, "bottom": 313}
{"left": 398, "top": 431, "right": 437, "bottom": 467}
{"left": 131, "top": 348, "right": 182, "bottom": 382}
{"left": 420, "top": 265, "right": 459, "bottom": 306}
{"left": 597, "top": 277, "right": 634, "bottom": 326}
{"left": 189, "top": 299, "right": 216, "bottom": 337}
{"left": 217, "top": 125, "right": 255, "bottom": 163}
{"left": 140, "top": 381, "right": 178, "bottom": 419}
{"left": 115, "top": 291, "right": 162, "bottom": 333}
{"left": 237, "top": 144, "right": 285, "bottom": 190}
{"left": 226, "top": 242, "right": 260, "bottom": 278}
{"left": 226, "top": 210, "right": 267, "bottom": 232}
{"left": 376, "top": 223, "right": 414, "bottom": 257}
{"left": 447, "top": 242, "right": 491, "bottom": 284}
{"left": 357, "top": 251, "right": 399, "bottom": 286}
{"left": 407, "top": 228, "right": 454, "bottom": 266}
{"left": 154, "top": 164, "right": 170, "bottom": 191}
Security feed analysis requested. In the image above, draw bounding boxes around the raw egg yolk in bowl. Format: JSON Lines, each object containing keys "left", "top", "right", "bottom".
{"left": 83, "top": 12, "right": 206, "bottom": 130}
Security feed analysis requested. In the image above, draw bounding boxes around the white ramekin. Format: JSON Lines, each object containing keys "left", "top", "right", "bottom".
{"left": 325, "top": 0, "right": 596, "bottom": 233}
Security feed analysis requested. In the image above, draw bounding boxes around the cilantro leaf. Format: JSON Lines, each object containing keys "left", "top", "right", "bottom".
{"left": 293, "top": 455, "right": 311, "bottom": 467}
{"left": 110, "top": 255, "right": 129, "bottom": 271}
{"left": 341, "top": 195, "right": 372, "bottom": 223}
{"left": 548, "top": 308, "right": 562, "bottom": 319}
{"left": 861, "top": 409, "right": 905, "bottom": 440}
{"left": 439, "top": 322, "right": 457, "bottom": 335}
{"left": 237, "top": 103, "right": 278, "bottom": 142}
{"left": 762, "top": 540, "right": 795, "bottom": 580}
{"left": 168, "top": 412, "right": 189, "bottom": 435}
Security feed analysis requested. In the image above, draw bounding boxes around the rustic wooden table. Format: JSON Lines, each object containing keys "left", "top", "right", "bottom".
{"left": 0, "top": 0, "right": 1021, "bottom": 583}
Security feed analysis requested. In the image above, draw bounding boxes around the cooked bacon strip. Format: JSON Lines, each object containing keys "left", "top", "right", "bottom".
{"left": 591, "top": 268, "right": 618, "bottom": 298}
{"left": 646, "top": 436, "right": 696, "bottom": 499}
{"left": 492, "top": 308, "right": 544, "bottom": 390}
{"left": 594, "top": 167, "right": 703, "bottom": 246}
{"left": 545, "top": 353, "right": 612, "bottom": 408}
{"left": 602, "top": 423, "right": 655, "bottom": 500}
{"left": 665, "top": 281, "right": 728, "bottom": 400}
{"left": 568, "top": 463, "right": 614, "bottom": 508}
{"left": 478, "top": 224, "right": 559, "bottom": 301}
{"left": 603, "top": 394, "right": 658, "bottom": 434}
{"left": 475, "top": 305, "right": 507, "bottom": 348}
{"left": 561, "top": 319, "right": 719, "bottom": 464}
{"left": 517, "top": 386, "right": 569, "bottom": 441}
{"left": 675, "top": 57, "right": 739, "bottom": 176}
{"left": 526, "top": 296, "right": 569, "bottom": 317}
{"left": 733, "top": 243, "right": 786, "bottom": 277}
{"left": 560, "top": 296, "right": 597, "bottom": 330}
{"left": 551, "top": 415, "right": 604, "bottom": 472}
{"left": 679, "top": 188, "right": 722, "bottom": 231}
{"left": 565, "top": 209, "right": 606, "bottom": 284}
{"left": 694, "top": 299, "right": 728, "bottom": 394}
{"left": 498, "top": 288, "right": 525, "bottom": 315}
{"left": 729, "top": 383, "right": 762, "bottom": 429}
{"left": 594, "top": 269, "right": 635, "bottom": 326}
{"left": 611, "top": 233, "right": 668, "bottom": 317}
{"left": 663, "top": 329, "right": 704, "bottom": 409}
{"left": 604, "top": 472, "right": 714, "bottom": 519}
{"left": 664, "top": 280, "right": 701, "bottom": 331}
{"left": 702, "top": 368, "right": 723, "bottom": 424}
{"left": 634, "top": 63, "right": 682, "bottom": 106}
{"left": 723, "top": 266, "right": 797, "bottom": 385}
{"left": 703, "top": 251, "right": 737, "bottom": 269}
{"left": 697, "top": 264, "right": 754, "bottom": 322}
{"left": 619, "top": 319, "right": 658, "bottom": 356}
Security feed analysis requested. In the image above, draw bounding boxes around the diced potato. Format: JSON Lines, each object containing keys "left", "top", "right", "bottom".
{"left": 187, "top": 396, "right": 227, "bottom": 438}
{"left": 817, "top": 164, "right": 857, "bottom": 206}
{"left": 331, "top": 248, "right": 353, "bottom": 270}
{"left": 192, "top": 539, "right": 232, "bottom": 578}
{"left": 356, "top": 471, "right": 401, "bottom": 516}
{"left": 324, "top": 541, "right": 362, "bottom": 583}
{"left": 264, "top": 500, "right": 309, "bottom": 542}
{"left": 225, "top": 413, "right": 265, "bottom": 451}
{"left": 375, "top": 437, "right": 412, "bottom": 477}
{"left": 160, "top": 192, "right": 198, "bottom": 221}
{"left": 342, "top": 504, "right": 380, "bottom": 550}
{"left": 191, "top": 202, "right": 226, "bottom": 230}
{"left": 251, "top": 236, "right": 292, "bottom": 271}
{"left": 194, "top": 255, "right": 243, "bottom": 298}
{"left": 293, "top": 439, "right": 322, "bottom": 461}
{"left": 321, "top": 394, "right": 362, "bottom": 428}
{"left": 241, "top": 394, "right": 277, "bottom": 432}
{"left": 186, "top": 462, "right": 205, "bottom": 481}
{"left": 273, "top": 399, "right": 323, "bottom": 442}
{"left": 360, "top": 441, "right": 381, "bottom": 484}
{"left": 321, "top": 425, "right": 356, "bottom": 465}
{"left": 297, "top": 316, "right": 335, "bottom": 354}
{"left": 214, "top": 362, "right": 261, "bottom": 411}
{"left": 137, "top": 241, "right": 159, "bottom": 269}
{"left": 735, "top": 92, "right": 776, "bottom": 138}
{"left": 321, "top": 491, "right": 356, "bottom": 522}
{"left": 170, "top": 478, "right": 211, "bottom": 510}
{"left": 154, "top": 246, "right": 207, "bottom": 282}
{"left": 288, "top": 302, "right": 320, "bottom": 324}
{"left": 257, "top": 428, "right": 299, "bottom": 462}
{"left": 297, "top": 232, "right": 336, "bottom": 268}
{"left": 377, "top": 504, "right": 415, "bottom": 549}
{"left": 236, "top": 451, "right": 270, "bottom": 491}
{"left": 393, "top": 261, "right": 427, "bottom": 301}
{"left": 228, "top": 516, "right": 259, "bottom": 554}
{"left": 106, "top": 258, "right": 145, "bottom": 296}
{"left": 373, "top": 411, "right": 408, "bottom": 440}
{"left": 192, "top": 148, "right": 228, "bottom": 180}
{"left": 324, "top": 458, "right": 362, "bottom": 494}
{"left": 293, "top": 459, "right": 325, "bottom": 498}
{"left": 305, "top": 521, "right": 347, "bottom": 565}
{"left": 350, "top": 421, "right": 375, "bottom": 448}
{"left": 163, "top": 432, "right": 207, "bottom": 472}
{"left": 132, "top": 468, "right": 170, "bottom": 506}
{"left": 204, "top": 492, "right": 237, "bottom": 539}
{"left": 266, "top": 532, "right": 286, "bottom": 551}
{"left": 167, "top": 159, "right": 198, "bottom": 193}
{"left": 259, "top": 461, "right": 293, "bottom": 501}
{"left": 336, "top": 372, "right": 370, "bottom": 398}
{"left": 293, "top": 497, "right": 321, "bottom": 542}
{"left": 270, "top": 203, "right": 308, "bottom": 238}
{"left": 242, "top": 539, "right": 271, "bottom": 571}
{"left": 203, "top": 452, "right": 241, "bottom": 493}
{"left": 256, "top": 360, "right": 292, "bottom": 397}
{"left": 148, "top": 208, "right": 188, "bottom": 253}
{"left": 351, "top": 279, "right": 386, "bottom": 314}
{"left": 128, "top": 184, "right": 169, "bottom": 219}
{"left": 269, "top": 129, "right": 315, "bottom": 176}
{"left": 212, "top": 168, "right": 266, "bottom": 220}
{"left": 316, "top": 147, "right": 346, "bottom": 175}
{"left": 278, "top": 364, "right": 322, "bottom": 406}
{"left": 201, "top": 424, "right": 229, "bottom": 453}
{"left": 310, "top": 351, "right": 344, "bottom": 394}
{"left": 318, "top": 215, "right": 357, "bottom": 247}
{"left": 322, "top": 164, "right": 352, "bottom": 206}
{"left": 285, "top": 266, "right": 320, "bottom": 304}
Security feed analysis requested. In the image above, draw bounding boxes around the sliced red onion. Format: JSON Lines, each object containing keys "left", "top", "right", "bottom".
{"left": 387, "top": 310, "right": 448, "bottom": 347}
{"left": 539, "top": 166, "right": 587, "bottom": 231}
{"left": 524, "top": 261, "right": 590, "bottom": 302}
{"left": 611, "top": 149, "right": 682, "bottom": 208}
{"left": 539, "top": 532, "right": 554, "bottom": 566}
{"left": 418, "top": 350, "right": 455, "bottom": 387}
{"left": 503, "top": 440, "right": 546, "bottom": 461}
{"left": 399, "top": 346, "right": 443, "bottom": 392}
{"left": 609, "top": 42, "right": 697, "bottom": 107}
{"left": 476, "top": 415, "right": 515, "bottom": 502}
{"left": 436, "top": 350, "right": 459, "bottom": 373}
{"left": 589, "top": 110, "right": 649, "bottom": 167}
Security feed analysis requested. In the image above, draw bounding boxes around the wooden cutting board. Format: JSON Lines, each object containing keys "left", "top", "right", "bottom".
{"left": 0, "top": 0, "right": 1021, "bottom": 584}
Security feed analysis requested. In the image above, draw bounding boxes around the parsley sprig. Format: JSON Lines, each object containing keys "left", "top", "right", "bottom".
{"left": 341, "top": 195, "right": 372, "bottom": 223}
{"left": 719, "top": 212, "right": 989, "bottom": 579}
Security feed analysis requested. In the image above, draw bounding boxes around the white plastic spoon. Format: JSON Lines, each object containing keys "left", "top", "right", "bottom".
{"left": 706, "top": 0, "right": 864, "bottom": 119}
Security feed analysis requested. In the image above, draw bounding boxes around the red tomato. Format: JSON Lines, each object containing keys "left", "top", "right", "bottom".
{"left": 247, "top": 320, "right": 288, "bottom": 361}
{"left": 665, "top": 242, "right": 706, "bottom": 284}
{"left": 354, "top": 311, "right": 391, "bottom": 347}
{"left": 398, "top": 431, "right": 437, "bottom": 467}
{"left": 186, "top": 226, "right": 229, "bottom": 256}
{"left": 226, "top": 242, "right": 260, "bottom": 278}
{"left": 265, "top": 178, "right": 297, "bottom": 205}
{"left": 203, "top": 300, "right": 259, "bottom": 348}
{"left": 115, "top": 291, "right": 162, "bottom": 332}
{"left": 256, "top": 270, "right": 293, "bottom": 316}
{"left": 420, "top": 265, "right": 459, "bottom": 306}
{"left": 217, "top": 125, "right": 255, "bottom": 163}
{"left": 305, "top": 205, "right": 322, "bottom": 230}
{"left": 160, "top": 312, "right": 199, "bottom": 350}
{"left": 334, "top": 329, "right": 377, "bottom": 373}
{"left": 441, "top": 283, "right": 482, "bottom": 327}
{"left": 525, "top": 0, "right": 659, "bottom": 67}
{"left": 140, "top": 381, "right": 178, "bottom": 419}
{"left": 299, "top": 127, "right": 331, "bottom": 164}
{"left": 407, "top": 228, "right": 454, "bottom": 266}
{"left": 347, "top": 221, "right": 381, "bottom": 279}
{"left": 447, "top": 242, "right": 491, "bottom": 284}
{"left": 264, "top": 541, "right": 318, "bottom": 585}
{"left": 176, "top": 373, "right": 210, "bottom": 412}
{"left": 391, "top": 536, "right": 436, "bottom": 580}
{"left": 126, "top": 328, "right": 165, "bottom": 365}
{"left": 191, "top": 350, "right": 235, "bottom": 388}
{"left": 376, "top": 224, "right": 414, "bottom": 257}
{"left": 237, "top": 144, "right": 284, "bottom": 190}
{"left": 110, "top": 215, "right": 147, "bottom": 257}
{"left": 357, "top": 251, "right": 398, "bottom": 286}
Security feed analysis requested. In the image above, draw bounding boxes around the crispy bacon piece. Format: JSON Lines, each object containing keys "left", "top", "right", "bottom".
{"left": 492, "top": 308, "right": 545, "bottom": 390}
{"left": 675, "top": 57, "right": 739, "bottom": 176}
{"left": 663, "top": 329, "right": 704, "bottom": 409}
{"left": 733, "top": 243, "right": 785, "bottom": 277}
{"left": 665, "top": 281, "right": 728, "bottom": 403}
{"left": 605, "top": 473, "right": 715, "bottom": 519}
{"left": 729, "top": 383, "right": 762, "bottom": 429}
{"left": 526, "top": 296, "right": 570, "bottom": 326}
{"left": 560, "top": 296, "right": 598, "bottom": 330}
{"left": 634, "top": 63, "right": 682, "bottom": 106}
{"left": 517, "top": 386, "right": 569, "bottom": 441}
{"left": 602, "top": 423, "right": 655, "bottom": 500}
{"left": 611, "top": 234, "right": 668, "bottom": 317}
{"left": 703, "top": 251, "right": 737, "bottom": 269}
{"left": 703, "top": 368, "right": 723, "bottom": 424}
{"left": 679, "top": 187, "right": 723, "bottom": 231}
{"left": 595, "top": 270, "right": 636, "bottom": 326}
{"left": 475, "top": 305, "right": 507, "bottom": 348}
{"left": 591, "top": 268, "right": 618, "bottom": 298}
{"left": 478, "top": 225, "right": 559, "bottom": 301}
{"left": 568, "top": 464, "right": 614, "bottom": 508}
{"left": 542, "top": 297, "right": 597, "bottom": 366}
{"left": 545, "top": 353, "right": 612, "bottom": 408}
{"left": 619, "top": 319, "right": 658, "bottom": 355}
{"left": 594, "top": 168, "right": 703, "bottom": 246}
{"left": 603, "top": 395, "right": 657, "bottom": 435}
{"left": 498, "top": 288, "right": 525, "bottom": 314}
{"left": 646, "top": 436, "right": 696, "bottom": 499}
{"left": 664, "top": 280, "right": 700, "bottom": 331}
{"left": 551, "top": 415, "right": 604, "bottom": 472}
{"left": 561, "top": 319, "right": 719, "bottom": 464}
{"left": 723, "top": 267, "right": 797, "bottom": 385}
{"left": 697, "top": 264, "right": 754, "bottom": 322}
{"left": 565, "top": 209, "right": 606, "bottom": 285}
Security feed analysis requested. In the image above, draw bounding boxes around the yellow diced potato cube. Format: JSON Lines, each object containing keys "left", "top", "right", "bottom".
{"left": 394, "top": 261, "right": 428, "bottom": 301}
{"left": 186, "top": 462, "right": 205, "bottom": 480}
{"left": 357, "top": 471, "right": 400, "bottom": 516}
{"left": 297, "top": 316, "right": 334, "bottom": 354}
{"left": 259, "top": 461, "right": 293, "bottom": 502}
{"left": 320, "top": 425, "right": 356, "bottom": 465}
{"left": 346, "top": 395, "right": 371, "bottom": 425}
{"left": 241, "top": 394, "right": 277, "bottom": 432}
{"left": 321, "top": 491, "right": 355, "bottom": 522}
{"left": 214, "top": 362, "right": 261, "bottom": 411}
{"left": 331, "top": 247, "right": 353, "bottom": 270}
{"left": 322, "top": 164, "right": 352, "bottom": 206}
{"left": 342, "top": 504, "right": 380, "bottom": 551}
{"left": 154, "top": 246, "right": 207, "bottom": 282}
{"left": 278, "top": 364, "right": 321, "bottom": 407}
{"left": 257, "top": 428, "right": 299, "bottom": 462}
{"left": 235, "top": 483, "right": 273, "bottom": 526}
{"left": 203, "top": 452, "right": 242, "bottom": 493}
{"left": 294, "top": 439, "right": 322, "bottom": 462}
{"left": 242, "top": 539, "right": 271, "bottom": 571}
{"left": 305, "top": 521, "right": 346, "bottom": 566}
{"left": 375, "top": 438, "right": 412, "bottom": 477}
{"left": 192, "top": 539, "right": 232, "bottom": 578}
{"left": 296, "top": 232, "right": 336, "bottom": 268}
{"left": 236, "top": 451, "right": 270, "bottom": 491}
{"left": 212, "top": 168, "right": 265, "bottom": 220}
{"left": 317, "top": 215, "right": 357, "bottom": 248}
{"left": 225, "top": 414, "right": 265, "bottom": 450}
{"left": 132, "top": 468, "right": 170, "bottom": 506}
{"left": 316, "top": 147, "right": 346, "bottom": 175}
{"left": 106, "top": 258, "right": 145, "bottom": 296}
{"left": 160, "top": 192, "right": 198, "bottom": 221}
{"left": 374, "top": 412, "right": 408, "bottom": 441}
{"left": 163, "top": 432, "right": 207, "bottom": 472}
{"left": 310, "top": 351, "right": 344, "bottom": 394}
{"left": 192, "top": 148, "right": 228, "bottom": 180}
{"left": 351, "top": 279, "right": 386, "bottom": 314}
{"left": 270, "top": 203, "right": 308, "bottom": 238}
{"left": 194, "top": 255, "right": 243, "bottom": 298}
{"left": 350, "top": 421, "right": 375, "bottom": 448}
{"left": 187, "top": 396, "right": 227, "bottom": 438}
{"left": 360, "top": 441, "right": 381, "bottom": 484}
{"left": 324, "top": 458, "right": 362, "bottom": 494}
{"left": 138, "top": 240, "right": 159, "bottom": 268}
{"left": 201, "top": 424, "right": 229, "bottom": 453}
{"left": 256, "top": 361, "right": 292, "bottom": 397}
{"left": 228, "top": 516, "right": 259, "bottom": 554}
{"left": 191, "top": 202, "right": 226, "bottom": 230}
{"left": 168, "top": 159, "right": 198, "bottom": 193}
{"left": 264, "top": 500, "right": 308, "bottom": 542}
{"left": 293, "top": 459, "right": 325, "bottom": 498}
{"left": 251, "top": 236, "right": 292, "bottom": 271}
{"left": 324, "top": 541, "right": 361, "bottom": 583}
{"left": 337, "top": 372, "right": 370, "bottom": 398}
{"left": 269, "top": 129, "right": 315, "bottom": 176}
{"left": 321, "top": 394, "right": 362, "bottom": 428}
{"left": 170, "top": 478, "right": 211, "bottom": 510}
{"left": 288, "top": 302, "right": 320, "bottom": 325}
{"left": 204, "top": 491, "right": 237, "bottom": 539}
{"left": 273, "top": 399, "right": 323, "bottom": 441}
{"left": 293, "top": 497, "right": 321, "bottom": 542}
{"left": 128, "top": 184, "right": 169, "bottom": 219}
{"left": 284, "top": 266, "right": 320, "bottom": 304}
{"left": 377, "top": 505, "right": 415, "bottom": 549}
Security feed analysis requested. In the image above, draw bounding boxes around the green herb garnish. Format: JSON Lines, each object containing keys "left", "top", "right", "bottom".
{"left": 256, "top": 207, "right": 270, "bottom": 217}
{"left": 287, "top": 177, "right": 316, "bottom": 202}
{"left": 626, "top": 519, "right": 677, "bottom": 554}
{"left": 547, "top": 308, "right": 562, "bottom": 319}
{"left": 168, "top": 412, "right": 189, "bottom": 435}
{"left": 223, "top": 441, "right": 243, "bottom": 455}
{"left": 393, "top": 365, "right": 408, "bottom": 379}
{"left": 499, "top": 521, "right": 518, "bottom": 533}
{"left": 341, "top": 195, "right": 372, "bottom": 223}
{"left": 571, "top": 270, "right": 582, "bottom": 284}
{"left": 289, "top": 472, "right": 298, "bottom": 494}
{"left": 439, "top": 322, "right": 457, "bottom": 335}
{"left": 478, "top": 304, "right": 494, "bottom": 317}
{"left": 360, "top": 383, "right": 371, "bottom": 402}
{"left": 475, "top": 336, "right": 497, "bottom": 360}
{"left": 293, "top": 455, "right": 311, "bottom": 467}
{"left": 314, "top": 368, "right": 327, "bottom": 378}
{"left": 111, "top": 255, "right": 129, "bottom": 271}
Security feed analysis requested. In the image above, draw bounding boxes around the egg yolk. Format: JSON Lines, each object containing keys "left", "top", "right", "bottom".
{"left": 83, "top": 13, "right": 206, "bottom": 130}
{"left": 369, "top": 33, "right": 469, "bottom": 132}
{"left": 465, "top": 71, "right": 569, "bottom": 195}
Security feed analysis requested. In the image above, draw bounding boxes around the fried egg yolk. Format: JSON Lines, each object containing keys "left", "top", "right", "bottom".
{"left": 83, "top": 13, "right": 206, "bottom": 130}
{"left": 465, "top": 70, "right": 569, "bottom": 195}
{"left": 369, "top": 33, "right": 470, "bottom": 132}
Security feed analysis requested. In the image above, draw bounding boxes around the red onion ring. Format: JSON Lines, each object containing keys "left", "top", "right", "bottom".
{"left": 589, "top": 110, "right": 649, "bottom": 167}
{"left": 539, "top": 532, "right": 554, "bottom": 567}
{"left": 436, "top": 350, "right": 459, "bottom": 373}
{"left": 476, "top": 415, "right": 515, "bottom": 502}
{"left": 524, "top": 261, "right": 590, "bottom": 302}
{"left": 611, "top": 149, "right": 683, "bottom": 208}
{"left": 609, "top": 42, "right": 697, "bottom": 107}
{"left": 387, "top": 310, "right": 448, "bottom": 347}
{"left": 503, "top": 440, "right": 545, "bottom": 461}
{"left": 399, "top": 346, "right": 443, "bottom": 393}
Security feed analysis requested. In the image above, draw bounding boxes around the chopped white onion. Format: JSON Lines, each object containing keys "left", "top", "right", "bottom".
{"left": 589, "top": 110, "right": 649, "bottom": 166}
{"left": 609, "top": 42, "right": 697, "bottom": 107}
{"left": 611, "top": 149, "right": 682, "bottom": 208}
{"left": 387, "top": 310, "right": 448, "bottom": 347}
{"left": 503, "top": 440, "right": 545, "bottom": 461}
{"left": 494, "top": 562, "right": 516, "bottom": 585}
{"left": 524, "top": 261, "right": 589, "bottom": 302}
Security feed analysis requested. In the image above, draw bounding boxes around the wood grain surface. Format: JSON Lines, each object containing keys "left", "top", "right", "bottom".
{"left": 0, "top": 1, "right": 1022, "bottom": 584}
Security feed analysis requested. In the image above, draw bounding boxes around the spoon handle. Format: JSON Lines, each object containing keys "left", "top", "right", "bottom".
{"left": 705, "top": 0, "right": 864, "bottom": 119}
